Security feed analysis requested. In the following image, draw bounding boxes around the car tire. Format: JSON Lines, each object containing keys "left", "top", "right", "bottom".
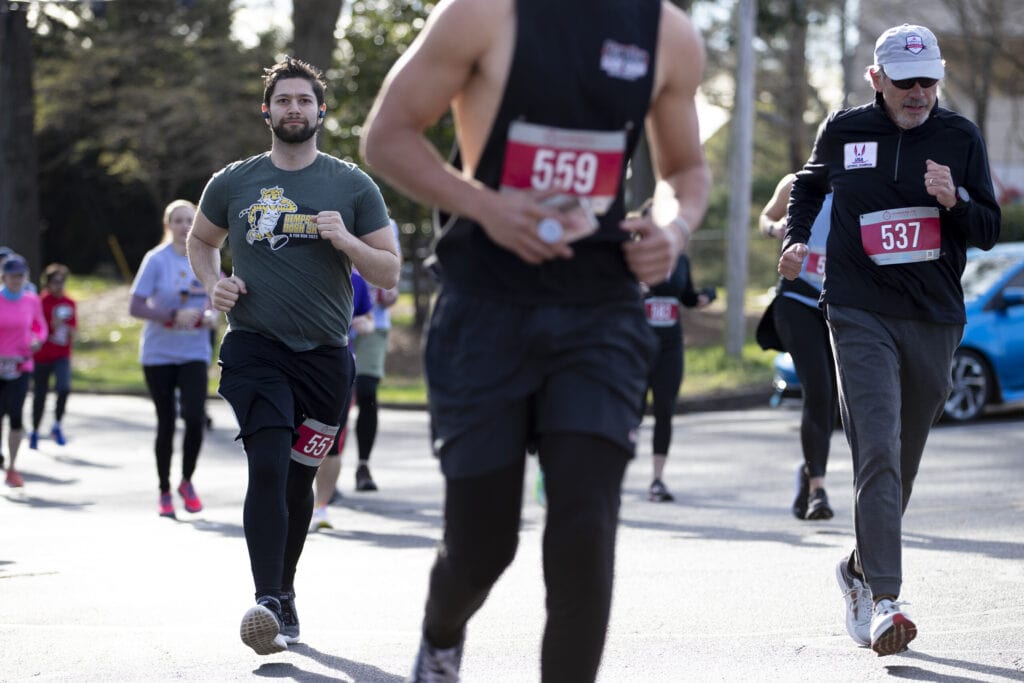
{"left": 944, "top": 349, "right": 991, "bottom": 422}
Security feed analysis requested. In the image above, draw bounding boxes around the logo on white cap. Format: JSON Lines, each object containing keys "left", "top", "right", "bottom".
{"left": 905, "top": 34, "right": 925, "bottom": 54}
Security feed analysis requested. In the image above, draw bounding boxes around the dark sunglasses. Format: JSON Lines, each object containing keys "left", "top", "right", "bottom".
{"left": 888, "top": 76, "right": 938, "bottom": 90}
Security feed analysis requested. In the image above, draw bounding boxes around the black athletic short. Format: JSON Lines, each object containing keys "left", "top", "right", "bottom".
{"left": 218, "top": 330, "right": 353, "bottom": 462}
{"left": 425, "top": 287, "right": 656, "bottom": 479}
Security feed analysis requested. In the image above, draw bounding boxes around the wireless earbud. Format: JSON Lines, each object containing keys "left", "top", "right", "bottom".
{"left": 261, "top": 105, "right": 270, "bottom": 120}
{"left": 318, "top": 105, "right": 326, "bottom": 119}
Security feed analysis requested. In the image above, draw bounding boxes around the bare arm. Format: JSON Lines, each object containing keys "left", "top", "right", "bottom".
{"left": 348, "top": 226, "right": 401, "bottom": 290}
{"left": 361, "top": 0, "right": 573, "bottom": 265}
{"left": 129, "top": 294, "right": 174, "bottom": 324}
{"left": 187, "top": 211, "right": 241, "bottom": 313}
{"left": 759, "top": 174, "right": 795, "bottom": 240}
{"left": 644, "top": 5, "right": 712, "bottom": 237}
{"left": 362, "top": 0, "right": 500, "bottom": 220}
{"left": 351, "top": 312, "right": 375, "bottom": 336}
{"left": 313, "top": 216, "right": 401, "bottom": 289}
{"left": 622, "top": 3, "right": 712, "bottom": 284}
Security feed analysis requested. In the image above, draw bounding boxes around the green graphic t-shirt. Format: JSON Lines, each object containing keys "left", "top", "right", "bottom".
{"left": 199, "top": 152, "right": 390, "bottom": 351}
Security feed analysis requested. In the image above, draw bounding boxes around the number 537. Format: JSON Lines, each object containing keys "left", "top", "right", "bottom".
{"left": 879, "top": 221, "right": 920, "bottom": 250}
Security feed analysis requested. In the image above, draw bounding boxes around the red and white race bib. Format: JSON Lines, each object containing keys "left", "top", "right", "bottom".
{"left": 645, "top": 297, "right": 680, "bottom": 327}
{"left": 804, "top": 247, "right": 826, "bottom": 287}
{"left": 290, "top": 417, "right": 338, "bottom": 467}
{"left": 500, "top": 121, "right": 626, "bottom": 216}
{"left": 860, "top": 207, "right": 941, "bottom": 265}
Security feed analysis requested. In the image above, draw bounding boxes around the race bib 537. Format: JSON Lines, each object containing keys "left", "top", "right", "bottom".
{"left": 859, "top": 206, "right": 941, "bottom": 266}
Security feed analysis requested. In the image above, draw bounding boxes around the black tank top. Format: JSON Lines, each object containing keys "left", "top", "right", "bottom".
{"left": 436, "top": 0, "right": 661, "bottom": 303}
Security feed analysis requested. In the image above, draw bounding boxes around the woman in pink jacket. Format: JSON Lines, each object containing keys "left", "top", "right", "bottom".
{"left": 0, "top": 254, "right": 47, "bottom": 487}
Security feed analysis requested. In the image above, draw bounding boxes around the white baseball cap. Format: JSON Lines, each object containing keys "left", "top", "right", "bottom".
{"left": 874, "top": 24, "right": 945, "bottom": 81}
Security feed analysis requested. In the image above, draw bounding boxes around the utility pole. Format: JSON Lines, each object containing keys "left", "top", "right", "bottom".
{"left": 725, "top": 0, "right": 756, "bottom": 357}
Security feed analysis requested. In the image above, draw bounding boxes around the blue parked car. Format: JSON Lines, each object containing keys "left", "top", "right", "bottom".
{"left": 770, "top": 241, "right": 1024, "bottom": 421}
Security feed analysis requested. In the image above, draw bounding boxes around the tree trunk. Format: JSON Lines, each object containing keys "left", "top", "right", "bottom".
{"left": 784, "top": 0, "right": 808, "bottom": 172}
{"left": 291, "top": 0, "right": 345, "bottom": 73}
{"left": 0, "top": 5, "right": 40, "bottom": 271}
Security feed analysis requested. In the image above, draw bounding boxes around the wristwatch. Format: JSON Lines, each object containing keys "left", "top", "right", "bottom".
{"left": 949, "top": 186, "right": 971, "bottom": 215}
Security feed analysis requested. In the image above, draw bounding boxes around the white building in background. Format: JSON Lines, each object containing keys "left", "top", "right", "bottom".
{"left": 853, "top": 1, "right": 1024, "bottom": 202}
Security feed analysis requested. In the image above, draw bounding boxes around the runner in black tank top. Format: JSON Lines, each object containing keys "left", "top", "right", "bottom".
{"left": 436, "top": 0, "right": 657, "bottom": 303}
{"left": 363, "top": 1, "right": 711, "bottom": 679}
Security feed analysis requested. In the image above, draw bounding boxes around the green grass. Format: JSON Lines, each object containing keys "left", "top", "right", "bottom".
{"left": 680, "top": 343, "right": 776, "bottom": 397}
{"left": 73, "top": 320, "right": 145, "bottom": 393}
{"left": 378, "top": 376, "right": 429, "bottom": 405}
{"left": 70, "top": 278, "right": 776, "bottom": 402}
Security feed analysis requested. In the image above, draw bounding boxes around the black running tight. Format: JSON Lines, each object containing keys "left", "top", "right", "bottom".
{"left": 423, "top": 433, "right": 627, "bottom": 682}
{"left": 354, "top": 374, "right": 379, "bottom": 462}
{"left": 646, "top": 329, "right": 683, "bottom": 455}
{"left": 31, "top": 358, "right": 71, "bottom": 430}
{"left": 142, "top": 361, "right": 207, "bottom": 493}
{"left": 773, "top": 296, "right": 837, "bottom": 479}
{"left": 242, "top": 425, "right": 318, "bottom": 598}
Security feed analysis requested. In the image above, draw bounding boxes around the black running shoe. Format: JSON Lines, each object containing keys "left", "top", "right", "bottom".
{"left": 410, "top": 633, "right": 464, "bottom": 682}
{"left": 279, "top": 591, "right": 300, "bottom": 644}
{"left": 648, "top": 479, "right": 674, "bottom": 502}
{"left": 792, "top": 464, "right": 810, "bottom": 519}
{"left": 355, "top": 464, "right": 378, "bottom": 492}
{"left": 805, "top": 487, "right": 834, "bottom": 520}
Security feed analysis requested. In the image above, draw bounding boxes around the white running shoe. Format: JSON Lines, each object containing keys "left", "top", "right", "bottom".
{"left": 239, "top": 597, "right": 287, "bottom": 655}
{"left": 835, "top": 558, "right": 872, "bottom": 646}
{"left": 309, "top": 506, "right": 332, "bottom": 532}
{"left": 870, "top": 598, "right": 917, "bottom": 656}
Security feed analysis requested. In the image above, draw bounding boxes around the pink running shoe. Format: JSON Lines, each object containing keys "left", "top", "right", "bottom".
{"left": 159, "top": 492, "right": 176, "bottom": 518}
{"left": 177, "top": 480, "right": 203, "bottom": 513}
{"left": 5, "top": 469, "right": 25, "bottom": 488}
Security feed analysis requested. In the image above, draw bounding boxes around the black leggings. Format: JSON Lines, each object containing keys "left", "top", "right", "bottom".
{"left": 646, "top": 329, "right": 683, "bottom": 455}
{"left": 142, "top": 361, "right": 208, "bottom": 493}
{"left": 242, "top": 425, "right": 318, "bottom": 598}
{"left": 1, "top": 373, "right": 30, "bottom": 430}
{"left": 32, "top": 359, "right": 71, "bottom": 430}
{"left": 423, "top": 433, "right": 627, "bottom": 682}
{"left": 354, "top": 374, "right": 379, "bottom": 462}
{"left": 773, "top": 296, "right": 837, "bottom": 479}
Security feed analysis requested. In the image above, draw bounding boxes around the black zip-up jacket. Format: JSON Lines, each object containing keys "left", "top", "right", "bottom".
{"left": 784, "top": 93, "right": 1001, "bottom": 324}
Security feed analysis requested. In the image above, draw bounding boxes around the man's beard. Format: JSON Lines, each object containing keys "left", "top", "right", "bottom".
{"left": 273, "top": 118, "right": 318, "bottom": 144}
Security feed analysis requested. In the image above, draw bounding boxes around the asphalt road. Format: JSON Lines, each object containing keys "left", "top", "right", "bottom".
{"left": 2, "top": 395, "right": 1022, "bottom": 682}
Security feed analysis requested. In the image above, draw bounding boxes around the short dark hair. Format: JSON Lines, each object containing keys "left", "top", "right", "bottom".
{"left": 263, "top": 56, "right": 327, "bottom": 108}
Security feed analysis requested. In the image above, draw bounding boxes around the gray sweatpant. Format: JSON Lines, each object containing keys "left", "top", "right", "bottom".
{"left": 826, "top": 304, "right": 962, "bottom": 599}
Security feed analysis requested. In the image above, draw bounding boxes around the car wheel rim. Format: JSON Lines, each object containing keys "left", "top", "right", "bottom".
{"left": 945, "top": 353, "right": 988, "bottom": 420}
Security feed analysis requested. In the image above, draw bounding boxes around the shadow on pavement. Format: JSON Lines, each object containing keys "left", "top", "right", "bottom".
{"left": 1, "top": 491, "right": 92, "bottom": 510}
{"left": 284, "top": 643, "right": 405, "bottom": 682}
{"left": 311, "top": 527, "right": 437, "bottom": 550}
{"left": 903, "top": 531, "right": 1024, "bottom": 562}
{"left": 888, "top": 649, "right": 1024, "bottom": 682}
{"left": 619, "top": 515, "right": 839, "bottom": 549}
{"left": 181, "top": 517, "right": 245, "bottom": 538}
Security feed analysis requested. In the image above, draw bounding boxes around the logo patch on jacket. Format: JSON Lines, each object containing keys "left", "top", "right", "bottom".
{"left": 844, "top": 142, "right": 878, "bottom": 169}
